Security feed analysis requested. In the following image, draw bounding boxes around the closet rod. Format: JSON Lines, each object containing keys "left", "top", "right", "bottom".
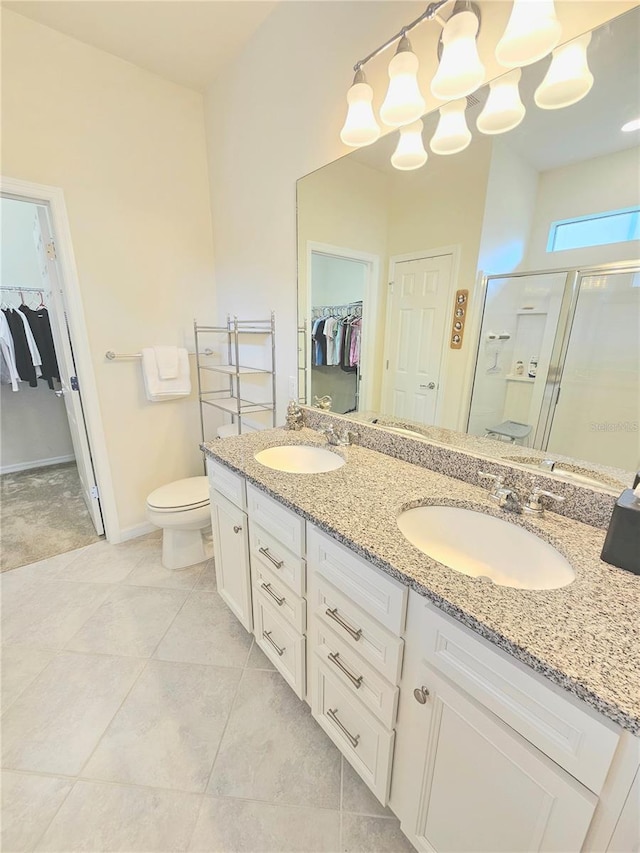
{"left": 105, "top": 348, "right": 213, "bottom": 360}
{"left": 0, "top": 286, "right": 50, "bottom": 293}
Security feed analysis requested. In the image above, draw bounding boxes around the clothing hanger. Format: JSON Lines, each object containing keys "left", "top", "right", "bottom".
{"left": 37, "top": 291, "right": 46, "bottom": 309}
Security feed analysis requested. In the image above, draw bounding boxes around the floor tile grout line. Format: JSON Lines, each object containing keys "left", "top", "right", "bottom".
{"left": 74, "top": 656, "right": 152, "bottom": 781}
{"left": 23, "top": 773, "right": 77, "bottom": 853}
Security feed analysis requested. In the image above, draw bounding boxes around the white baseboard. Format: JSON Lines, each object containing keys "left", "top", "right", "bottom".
{"left": 0, "top": 454, "right": 75, "bottom": 475}
{"left": 112, "top": 521, "right": 158, "bottom": 544}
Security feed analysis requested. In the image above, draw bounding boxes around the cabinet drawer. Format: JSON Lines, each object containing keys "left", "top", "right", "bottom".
{"left": 253, "top": 562, "right": 306, "bottom": 634}
{"left": 207, "top": 459, "right": 246, "bottom": 510}
{"left": 307, "top": 526, "right": 407, "bottom": 635}
{"left": 311, "top": 657, "right": 394, "bottom": 805}
{"left": 309, "top": 572, "right": 404, "bottom": 685}
{"left": 311, "top": 618, "right": 399, "bottom": 729}
{"left": 254, "top": 595, "right": 306, "bottom": 700}
{"left": 250, "top": 523, "right": 305, "bottom": 596}
{"left": 247, "top": 483, "right": 305, "bottom": 557}
{"left": 418, "top": 599, "right": 620, "bottom": 795}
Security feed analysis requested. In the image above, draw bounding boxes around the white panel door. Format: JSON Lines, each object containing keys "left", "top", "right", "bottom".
{"left": 35, "top": 206, "right": 104, "bottom": 535}
{"left": 383, "top": 254, "right": 453, "bottom": 425}
{"left": 399, "top": 663, "right": 597, "bottom": 853}
{"left": 211, "top": 491, "right": 253, "bottom": 632}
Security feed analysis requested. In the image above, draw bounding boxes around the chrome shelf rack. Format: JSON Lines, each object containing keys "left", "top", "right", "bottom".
{"left": 194, "top": 312, "right": 276, "bottom": 442}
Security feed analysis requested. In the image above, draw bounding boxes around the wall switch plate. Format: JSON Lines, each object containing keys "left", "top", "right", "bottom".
{"left": 288, "top": 376, "right": 297, "bottom": 399}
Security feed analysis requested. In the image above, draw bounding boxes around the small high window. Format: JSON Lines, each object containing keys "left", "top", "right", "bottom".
{"left": 547, "top": 207, "right": 640, "bottom": 252}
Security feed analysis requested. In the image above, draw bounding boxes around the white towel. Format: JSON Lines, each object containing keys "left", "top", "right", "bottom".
{"left": 141, "top": 347, "right": 191, "bottom": 402}
{"left": 153, "top": 346, "right": 179, "bottom": 379}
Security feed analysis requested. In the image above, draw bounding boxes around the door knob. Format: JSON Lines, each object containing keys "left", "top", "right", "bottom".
{"left": 55, "top": 390, "right": 64, "bottom": 398}
{"left": 233, "top": 525, "right": 242, "bottom": 534}
{"left": 419, "top": 382, "right": 436, "bottom": 390}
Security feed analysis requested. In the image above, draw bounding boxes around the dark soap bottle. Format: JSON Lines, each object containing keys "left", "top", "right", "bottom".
{"left": 601, "top": 479, "right": 640, "bottom": 575}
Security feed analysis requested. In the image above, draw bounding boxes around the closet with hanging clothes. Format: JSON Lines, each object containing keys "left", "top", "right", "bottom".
{"left": 310, "top": 301, "right": 363, "bottom": 414}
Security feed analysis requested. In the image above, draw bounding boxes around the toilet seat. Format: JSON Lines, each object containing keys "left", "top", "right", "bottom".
{"left": 146, "top": 476, "right": 209, "bottom": 512}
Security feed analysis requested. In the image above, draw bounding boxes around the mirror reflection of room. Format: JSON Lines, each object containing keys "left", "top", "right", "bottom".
{"left": 297, "top": 6, "right": 640, "bottom": 475}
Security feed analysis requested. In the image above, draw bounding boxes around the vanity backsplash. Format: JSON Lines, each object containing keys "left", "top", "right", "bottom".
{"left": 301, "top": 406, "right": 618, "bottom": 530}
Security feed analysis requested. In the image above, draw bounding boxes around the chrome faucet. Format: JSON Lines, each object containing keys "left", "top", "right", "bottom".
{"left": 285, "top": 400, "right": 303, "bottom": 431}
{"left": 313, "top": 395, "right": 333, "bottom": 411}
{"left": 320, "top": 426, "right": 358, "bottom": 447}
{"left": 478, "top": 472, "right": 522, "bottom": 513}
{"left": 523, "top": 486, "right": 565, "bottom": 515}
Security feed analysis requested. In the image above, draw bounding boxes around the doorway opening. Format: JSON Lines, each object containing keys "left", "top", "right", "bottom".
{"left": 1, "top": 195, "right": 104, "bottom": 571}
{"left": 307, "top": 243, "right": 380, "bottom": 415}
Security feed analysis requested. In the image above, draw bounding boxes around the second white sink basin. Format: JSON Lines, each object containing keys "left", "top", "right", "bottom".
{"left": 397, "top": 505, "right": 574, "bottom": 590}
{"left": 255, "top": 445, "right": 345, "bottom": 474}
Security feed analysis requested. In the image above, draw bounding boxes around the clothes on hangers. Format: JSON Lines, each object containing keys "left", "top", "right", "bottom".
{"left": 19, "top": 304, "right": 60, "bottom": 389}
{"left": 3, "top": 309, "right": 38, "bottom": 387}
{"left": 311, "top": 304, "right": 363, "bottom": 370}
{"left": 15, "top": 309, "right": 42, "bottom": 371}
{"left": 0, "top": 311, "right": 20, "bottom": 391}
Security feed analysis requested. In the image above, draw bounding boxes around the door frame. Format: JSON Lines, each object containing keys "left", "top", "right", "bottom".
{"left": 383, "top": 245, "right": 460, "bottom": 427}
{"left": 305, "top": 241, "right": 381, "bottom": 412}
{"left": 1, "top": 175, "right": 118, "bottom": 541}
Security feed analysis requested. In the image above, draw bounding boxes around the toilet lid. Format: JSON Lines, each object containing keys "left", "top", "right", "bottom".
{"left": 147, "top": 476, "right": 209, "bottom": 511}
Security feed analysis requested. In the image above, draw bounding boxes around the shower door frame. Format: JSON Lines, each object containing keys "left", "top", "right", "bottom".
{"left": 466, "top": 260, "right": 640, "bottom": 452}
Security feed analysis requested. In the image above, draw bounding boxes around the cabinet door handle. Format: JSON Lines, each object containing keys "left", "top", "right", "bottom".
{"left": 261, "top": 582, "right": 285, "bottom": 606}
{"left": 328, "top": 651, "right": 363, "bottom": 688}
{"left": 233, "top": 525, "right": 242, "bottom": 534}
{"left": 262, "top": 630, "right": 285, "bottom": 657}
{"left": 325, "top": 607, "right": 362, "bottom": 641}
{"left": 413, "top": 686, "right": 430, "bottom": 704}
{"left": 327, "top": 708, "right": 360, "bottom": 748}
{"left": 259, "top": 546, "right": 284, "bottom": 569}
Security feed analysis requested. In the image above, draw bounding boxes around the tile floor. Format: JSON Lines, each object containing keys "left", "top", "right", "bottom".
{"left": 1, "top": 534, "right": 413, "bottom": 852}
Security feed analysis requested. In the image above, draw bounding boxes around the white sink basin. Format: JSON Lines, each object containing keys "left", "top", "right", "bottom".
{"left": 397, "top": 505, "right": 574, "bottom": 590}
{"left": 254, "top": 445, "right": 345, "bottom": 474}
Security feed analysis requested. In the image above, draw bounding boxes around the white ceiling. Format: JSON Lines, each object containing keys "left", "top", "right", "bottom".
{"left": 2, "top": 0, "right": 278, "bottom": 91}
{"left": 352, "top": 6, "right": 640, "bottom": 176}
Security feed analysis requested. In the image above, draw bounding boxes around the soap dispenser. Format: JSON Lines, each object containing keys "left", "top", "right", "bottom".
{"left": 600, "top": 478, "right": 640, "bottom": 575}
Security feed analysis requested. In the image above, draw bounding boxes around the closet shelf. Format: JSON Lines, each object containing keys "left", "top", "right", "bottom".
{"left": 506, "top": 374, "right": 536, "bottom": 383}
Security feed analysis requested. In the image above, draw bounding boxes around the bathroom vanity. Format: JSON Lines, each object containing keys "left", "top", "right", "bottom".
{"left": 203, "top": 423, "right": 639, "bottom": 853}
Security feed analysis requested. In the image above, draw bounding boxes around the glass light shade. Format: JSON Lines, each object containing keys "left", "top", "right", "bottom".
{"left": 477, "top": 69, "right": 526, "bottom": 134}
{"left": 391, "top": 120, "right": 428, "bottom": 171}
{"left": 431, "top": 10, "right": 485, "bottom": 101}
{"left": 380, "top": 38, "right": 426, "bottom": 127}
{"left": 340, "top": 77, "right": 381, "bottom": 147}
{"left": 430, "top": 99, "right": 472, "bottom": 155}
{"left": 496, "top": 0, "right": 562, "bottom": 68}
{"left": 622, "top": 117, "right": 640, "bottom": 133}
{"left": 535, "top": 33, "right": 594, "bottom": 110}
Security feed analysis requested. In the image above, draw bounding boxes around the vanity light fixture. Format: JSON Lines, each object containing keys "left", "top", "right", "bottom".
{"left": 534, "top": 33, "right": 594, "bottom": 110}
{"left": 430, "top": 99, "right": 472, "bottom": 155}
{"left": 391, "top": 120, "right": 429, "bottom": 170}
{"left": 621, "top": 117, "right": 640, "bottom": 133}
{"left": 477, "top": 69, "right": 526, "bottom": 135}
{"left": 431, "top": 4, "right": 485, "bottom": 101}
{"left": 340, "top": 68, "right": 381, "bottom": 147}
{"left": 495, "top": 0, "right": 562, "bottom": 68}
{"left": 380, "top": 36, "right": 426, "bottom": 127}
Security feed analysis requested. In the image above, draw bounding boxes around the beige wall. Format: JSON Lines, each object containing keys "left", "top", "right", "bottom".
{"left": 204, "top": 0, "right": 636, "bottom": 418}
{"left": 2, "top": 10, "right": 216, "bottom": 537}
{"left": 526, "top": 146, "right": 640, "bottom": 270}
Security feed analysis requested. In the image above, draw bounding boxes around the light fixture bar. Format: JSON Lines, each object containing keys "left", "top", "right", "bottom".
{"left": 353, "top": 0, "right": 452, "bottom": 71}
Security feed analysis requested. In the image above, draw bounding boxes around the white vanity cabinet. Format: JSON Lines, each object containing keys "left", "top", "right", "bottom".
{"left": 207, "top": 461, "right": 253, "bottom": 632}
{"left": 307, "top": 526, "right": 408, "bottom": 804}
{"left": 391, "top": 592, "right": 634, "bottom": 853}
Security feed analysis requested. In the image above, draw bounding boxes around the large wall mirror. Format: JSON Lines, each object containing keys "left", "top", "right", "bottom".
{"left": 297, "top": 6, "right": 639, "bottom": 487}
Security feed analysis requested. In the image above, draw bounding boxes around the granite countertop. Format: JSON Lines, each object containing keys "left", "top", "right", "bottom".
{"left": 203, "top": 427, "right": 640, "bottom": 735}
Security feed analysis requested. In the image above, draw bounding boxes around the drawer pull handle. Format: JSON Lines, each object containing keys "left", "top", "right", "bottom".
{"left": 328, "top": 652, "right": 363, "bottom": 689}
{"left": 327, "top": 707, "right": 360, "bottom": 748}
{"left": 326, "top": 607, "right": 362, "bottom": 641}
{"left": 261, "top": 582, "right": 285, "bottom": 606}
{"left": 259, "top": 546, "right": 284, "bottom": 569}
{"left": 233, "top": 525, "right": 242, "bottom": 534}
{"left": 262, "top": 630, "right": 285, "bottom": 657}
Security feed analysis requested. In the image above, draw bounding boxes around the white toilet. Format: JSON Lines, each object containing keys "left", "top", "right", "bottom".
{"left": 146, "top": 476, "right": 211, "bottom": 570}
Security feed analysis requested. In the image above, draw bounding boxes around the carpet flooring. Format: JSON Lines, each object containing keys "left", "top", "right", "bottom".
{"left": 0, "top": 462, "right": 102, "bottom": 572}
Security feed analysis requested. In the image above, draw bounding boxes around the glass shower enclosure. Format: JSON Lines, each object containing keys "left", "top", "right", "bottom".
{"left": 467, "top": 262, "right": 640, "bottom": 472}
